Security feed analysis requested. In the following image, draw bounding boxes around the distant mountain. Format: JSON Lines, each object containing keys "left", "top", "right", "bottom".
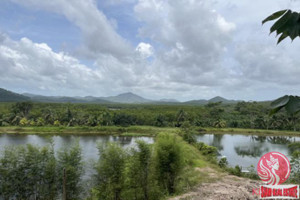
{"left": 159, "top": 99, "right": 179, "bottom": 103}
{"left": 184, "top": 96, "right": 239, "bottom": 105}
{"left": 23, "top": 94, "right": 111, "bottom": 104}
{"left": 183, "top": 99, "right": 207, "bottom": 105}
{"left": 0, "top": 88, "right": 30, "bottom": 102}
{"left": 102, "top": 92, "right": 152, "bottom": 104}
{"left": 208, "top": 96, "right": 238, "bottom": 104}
{"left": 208, "top": 96, "right": 228, "bottom": 103}
{"left": 2, "top": 88, "right": 242, "bottom": 105}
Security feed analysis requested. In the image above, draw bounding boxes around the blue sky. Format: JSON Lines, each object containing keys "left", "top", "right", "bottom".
{"left": 1, "top": 0, "right": 300, "bottom": 101}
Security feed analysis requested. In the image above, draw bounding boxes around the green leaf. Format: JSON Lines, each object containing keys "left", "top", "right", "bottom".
{"left": 271, "top": 95, "right": 290, "bottom": 109}
{"left": 277, "top": 33, "right": 288, "bottom": 44}
{"left": 270, "top": 95, "right": 300, "bottom": 116}
{"left": 262, "top": 10, "right": 288, "bottom": 24}
{"left": 285, "top": 96, "right": 300, "bottom": 115}
{"left": 269, "top": 106, "right": 283, "bottom": 116}
{"left": 270, "top": 10, "right": 292, "bottom": 34}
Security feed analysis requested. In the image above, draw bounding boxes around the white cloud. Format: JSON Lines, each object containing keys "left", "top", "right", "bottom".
{"left": 0, "top": 34, "right": 106, "bottom": 95}
{"left": 3, "top": 0, "right": 300, "bottom": 101}
{"left": 135, "top": 42, "right": 154, "bottom": 58}
{"left": 134, "top": 0, "right": 235, "bottom": 87}
{"left": 10, "top": 0, "right": 133, "bottom": 58}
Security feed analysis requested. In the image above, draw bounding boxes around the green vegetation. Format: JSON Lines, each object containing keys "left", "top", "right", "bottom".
{"left": 0, "top": 142, "right": 83, "bottom": 200}
{"left": 288, "top": 142, "right": 300, "bottom": 184}
{"left": 263, "top": 10, "right": 300, "bottom": 44}
{"left": 0, "top": 88, "right": 30, "bottom": 102}
{"left": 0, "top": 132, "right": 220, "bottom": 200}
{"left": 0, "top": 100, "right": 299, "bottom": 133}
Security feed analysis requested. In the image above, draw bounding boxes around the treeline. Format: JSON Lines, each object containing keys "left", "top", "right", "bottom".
{"left": 0, "top": 133, "right": 208, "bottom": 200}
{"left": 0, "top": 101, "right": 299, "bottom": 130}
{"left": 0, "top": 142, "right": 83, "bottom": 200}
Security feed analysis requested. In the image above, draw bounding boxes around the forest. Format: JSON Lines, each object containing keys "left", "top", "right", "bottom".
{"left": 0, "top": 101, "right": 299, "bottom": 131}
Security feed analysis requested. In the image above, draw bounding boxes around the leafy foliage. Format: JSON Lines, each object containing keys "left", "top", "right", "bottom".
{"left": 262, "top": 9, "right": 300, "bottom": 44}
{"left": 0, "top": 142, "right": 83, "bottom": 200}
{"left": 57, "top": 142, "right": 84, "bottom": 200}
{"left": 270, "top": 95, "right": 300, "bottom": 115}
{"left": 0, "top": 100, "right": 298, "bottom": 131}
{"left": 93, "top": 142, "right": 127, "bottom": 200}
{"left": 154, "top": 133, "right": 184, "bottom": 194}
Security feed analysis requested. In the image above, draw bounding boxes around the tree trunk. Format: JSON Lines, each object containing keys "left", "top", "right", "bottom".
{"left": 63, "top": 168, "right": 67, "bottom": 200}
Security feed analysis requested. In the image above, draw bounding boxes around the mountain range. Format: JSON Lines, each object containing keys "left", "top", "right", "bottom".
{"left": 0, "top": 88, "right": 240, "bottom": 105}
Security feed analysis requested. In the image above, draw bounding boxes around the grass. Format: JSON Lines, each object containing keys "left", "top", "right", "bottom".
{"left": 0, "top": 125, "right": 179, "bottom": 136}
{"left": 1, "top": 125, "right": 300, "bottom": 137}
{"left": 200, "top": 127, "right": 300, "bottom": 137}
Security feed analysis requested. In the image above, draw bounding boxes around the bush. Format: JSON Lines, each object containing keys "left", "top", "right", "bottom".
{"left": 180, "top": 122, "right": 197, "bottom": 144}
{"left": 123, "top": 141, "right": 155, "bottom": 200}
{"left": 228, "top": 165, "right": 242, "bottom": 176}
{"left": 92, "top": 142, "right": 127, "bottom": 200}
{"left": 154, "top": 133, "right": 184, "bottom": 195}
{"left": 218, "top": 157, "right": 228, "bottom": 168}
{"left": 195, "top": 142, "right": 218, "bottom": 156}
{"left": 57, "top": 142, "right": 84, "bottom": 200}
{"left": 0, "top": 145, "right": 57, "bottom": 200}
{"left": 19, "top": 117, "right": 29, "bottom": 126}
{"left": 54, "top": 120, "right": 61, "bottom": 126}
{"left": 290, "top": 150, "right": 300, "bottom": 184}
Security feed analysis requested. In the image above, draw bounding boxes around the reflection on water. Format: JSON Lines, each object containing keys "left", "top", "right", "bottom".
{"left": 1, "top": 133, "right": 298, "bottom": 170}
{"left": 196, "top": 134, "right": 300, "bottom": 168}
{"left": 0, "top": 134, "right": 154, "bottom": 162}
{"left": 212, "top": 134, "right": 224, "bottom": 151}
{"left": 234, "top": 145, "right": 268, "bottom": 158}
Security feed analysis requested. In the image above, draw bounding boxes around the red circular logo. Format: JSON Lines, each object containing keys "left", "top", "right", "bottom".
{"left": 257, "top": 152, "right": 290, "bottom": 185}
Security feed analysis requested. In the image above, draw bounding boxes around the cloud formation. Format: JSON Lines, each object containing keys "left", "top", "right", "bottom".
{"left": 10, "top": 0, "right": 133, "bottom": 58}
{"left": 1, "top": 0, "right": 300, "bottom": 101}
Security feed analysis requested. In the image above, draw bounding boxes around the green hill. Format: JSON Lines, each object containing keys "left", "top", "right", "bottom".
{"left": 0, "top": 88, "right": 30, "bottom": 102}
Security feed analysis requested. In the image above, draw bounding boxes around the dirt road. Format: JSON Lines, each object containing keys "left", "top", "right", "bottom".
{"left": 169, "top": 168, "right": 260, "bottom": 200}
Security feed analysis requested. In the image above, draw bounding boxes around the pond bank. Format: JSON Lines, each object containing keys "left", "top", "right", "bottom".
{"left": 0, "top": 126, "right": 178, "bottom": 136}
{"left": 0, "top": 126, "right": 300, "bottom": 137}
{"left": 201, "top": 127, "right": 300, "bottom": 137}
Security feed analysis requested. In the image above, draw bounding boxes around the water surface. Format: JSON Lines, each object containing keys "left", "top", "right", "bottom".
{"left": 196, "top": 134, "right": 300, "bottom": 169}
{"left": 0, "top": 134, "right": 154, "bottom": 162}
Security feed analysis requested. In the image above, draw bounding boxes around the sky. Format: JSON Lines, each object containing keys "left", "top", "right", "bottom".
{"left": 1, "top": 0, "right": 300, "bottom": 101}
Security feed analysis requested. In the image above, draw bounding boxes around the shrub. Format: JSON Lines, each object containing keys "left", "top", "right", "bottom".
{"left": 57, "top": 142, "right": 84, "bottom": 200}
{"left": 19, "top": 117, "right": 29, "bottom": 126}
{"left": 218, "top": 157, "right": 228, "bottom": 168}
{"left": 93, "top": 142, "right": 127, "bottom": 200}
{"left": 154, "top": 133, "right": 184, "bottom": 194}
{"left": 228, "top": 165, "right": 242, "bottom": 176}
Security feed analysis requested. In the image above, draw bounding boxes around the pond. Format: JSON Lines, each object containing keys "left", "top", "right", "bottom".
{"left": 0, "top": 134, "right": 154, "bottom": 162}
{"left": 0, "top": 133, "right": 298, "bottom": 170}
{"left": 196, "top": 134, "right": 300, "bottom": 169}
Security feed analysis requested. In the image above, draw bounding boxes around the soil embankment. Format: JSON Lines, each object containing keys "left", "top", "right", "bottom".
{"left": 170, "top": 167, "right": 260, "bottom": 200}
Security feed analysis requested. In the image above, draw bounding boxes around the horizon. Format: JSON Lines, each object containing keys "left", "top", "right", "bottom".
{"left": 1, "top": 1, "right": 300, "bottom": 101}
{"left": 1, "top": 87, "right": 275, "bottom": 102}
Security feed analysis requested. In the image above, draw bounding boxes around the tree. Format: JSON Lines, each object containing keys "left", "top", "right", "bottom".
{"left": 124, "top": 141, "right": 152, "bottom": 200}
{"left": 11, "top": 102, "right": 33, "bottom": 118}
{"left": 175, "top": 109, "right": 188, "bottom": 127}
{"left": 0, "top": 144, "right": 57, "bottom": 200}
{"left": 93, "top": 142, "right": 127, "bottom": 200}
{"left": 154, "top": 133, "right": 184, "bottom": 194}
{"left": 270, "top": 95, "right": 300, "bottom": 131}
{"left": 263, "top": 11, "right": 300, "bottom": 130}
{"left": 57, "top": 142, "right": 84, "bottom": 200}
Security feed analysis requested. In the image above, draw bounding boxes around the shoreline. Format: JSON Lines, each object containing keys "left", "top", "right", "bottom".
{"left": 0, "top": 126, "right": 300, "bottom": 137}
